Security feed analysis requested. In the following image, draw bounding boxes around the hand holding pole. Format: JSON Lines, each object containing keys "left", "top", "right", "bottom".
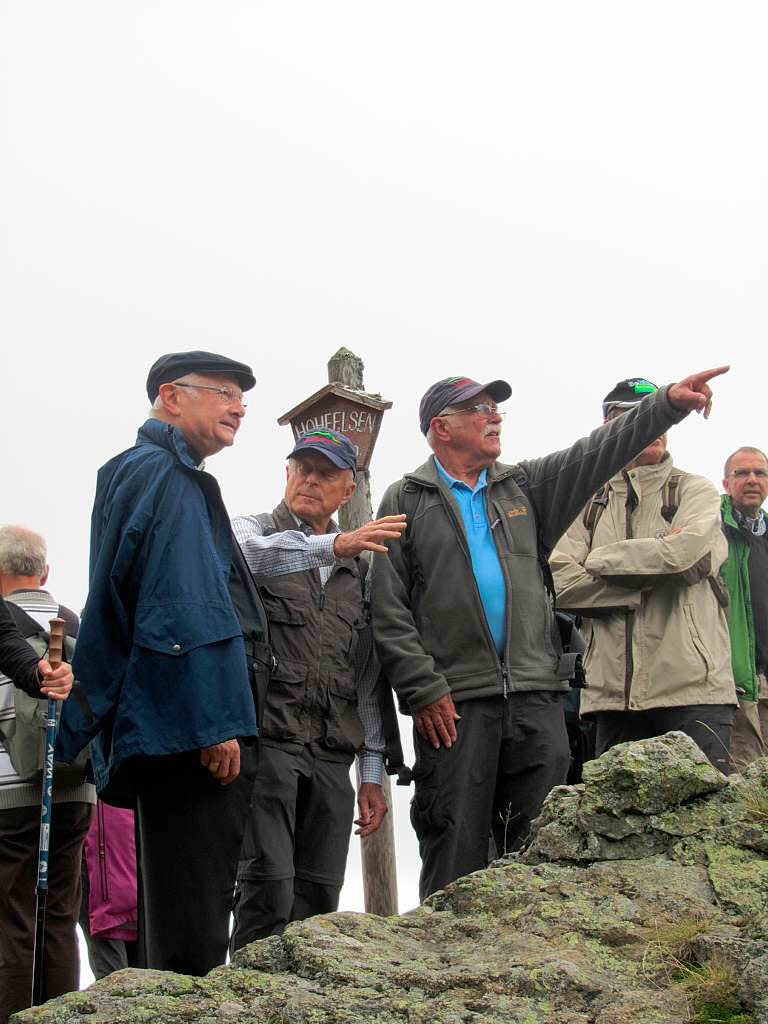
{"left": 31, "top": 617, "right": 66, "bottom": 1006}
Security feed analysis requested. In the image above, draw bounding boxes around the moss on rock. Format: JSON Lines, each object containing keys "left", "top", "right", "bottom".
{"left": 13, "top": 737, "right": 768, "bottom": 1024}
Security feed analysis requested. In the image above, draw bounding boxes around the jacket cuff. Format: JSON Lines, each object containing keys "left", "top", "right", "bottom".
{"left": 407, "top": 679, "right": 451, "bottom": 713}
{"left": 658, "top": 384, "right": 689, "bottom": 425}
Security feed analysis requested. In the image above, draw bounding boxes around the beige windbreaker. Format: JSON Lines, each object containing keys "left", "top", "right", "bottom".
{"left": 550, "top": 454, "right": 736, "bottom": 714}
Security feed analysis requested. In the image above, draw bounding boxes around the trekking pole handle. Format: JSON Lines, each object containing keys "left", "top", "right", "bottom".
{"left": 47, "top": 617, "right": 65, "bottom": 671}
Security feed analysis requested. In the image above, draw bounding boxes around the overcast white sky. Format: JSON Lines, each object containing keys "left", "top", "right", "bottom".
{"left": 2, "top": 1, "right": 766, "bottom": 968}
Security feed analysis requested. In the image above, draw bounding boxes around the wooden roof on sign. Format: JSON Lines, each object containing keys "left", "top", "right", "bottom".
{"left": 277, "top": 383, "right": 392, "bottom": 425}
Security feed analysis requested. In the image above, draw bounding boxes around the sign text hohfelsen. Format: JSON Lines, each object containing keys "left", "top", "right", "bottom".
{"left": 278, "top": 383, "right": 392, "bottom": 472}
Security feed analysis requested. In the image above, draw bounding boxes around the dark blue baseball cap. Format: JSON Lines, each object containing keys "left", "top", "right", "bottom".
{"left": 288, "top": 429, "right": 357, "bottom": 474}
{"left": 419, "top": 376, "right": 511, "bottom": 435}
{"left": 146, "top": 350, "right": 256, "bottom": 402}
{"left": 602, "top": 378, "right": 658, "bottom": 419}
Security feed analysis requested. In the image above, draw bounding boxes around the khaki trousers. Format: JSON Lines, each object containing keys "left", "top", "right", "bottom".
{"left": 731, "top": 673, "right": 768, "bottom": 769}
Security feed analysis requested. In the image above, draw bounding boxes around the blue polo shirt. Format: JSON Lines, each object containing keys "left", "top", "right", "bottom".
{"left": 435, "top": 458, "right": 507, "bottom": 656}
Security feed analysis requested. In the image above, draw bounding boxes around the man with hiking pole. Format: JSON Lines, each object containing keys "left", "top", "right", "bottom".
{"left": 0, "top": 526, "right": 84, "bottom": 1024}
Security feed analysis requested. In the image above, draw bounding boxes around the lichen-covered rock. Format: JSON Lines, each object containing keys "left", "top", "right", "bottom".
{"left": 13, "top": 734, "right": 768, "bottom": 1024}
{"left": 580, "top": 731, "right": 728, "bottom": 815}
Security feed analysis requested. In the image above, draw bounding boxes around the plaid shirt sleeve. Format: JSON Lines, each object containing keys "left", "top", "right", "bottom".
{"left": 231, "top": 514, "right": 336, "bottom": 577}
{"left": 354, "top": 573, "right": 385, "bottom": 786}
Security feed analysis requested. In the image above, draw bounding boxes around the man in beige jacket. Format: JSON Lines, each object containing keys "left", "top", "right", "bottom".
{"left": 550, "top": 378, "right": 737, "bottom": 774}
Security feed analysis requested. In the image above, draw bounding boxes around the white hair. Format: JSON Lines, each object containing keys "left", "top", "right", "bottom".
{"left": 150, "top": 372, "right": 207, "bottom": 414}
{"left": 0, "top": 525, "right": 47, "bottom": 577}
{"left": 426, "top": 407, "right": 454, "bottom": 451}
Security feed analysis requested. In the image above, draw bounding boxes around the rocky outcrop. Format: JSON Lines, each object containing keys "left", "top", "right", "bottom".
{"left": 14, "top": 733, "right": 768, "bottom": 1024}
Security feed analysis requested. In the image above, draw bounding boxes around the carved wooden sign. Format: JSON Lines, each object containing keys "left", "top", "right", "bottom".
{"left": 278, "top": 383, "right": 392, "bottom": 471}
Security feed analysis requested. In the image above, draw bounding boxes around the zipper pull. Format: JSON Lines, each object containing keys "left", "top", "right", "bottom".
{"left": 319, "top": 590, "right": 325, "bottom": 611}
{"left": 502, "top": 665, "right": 509, "bottom": 699}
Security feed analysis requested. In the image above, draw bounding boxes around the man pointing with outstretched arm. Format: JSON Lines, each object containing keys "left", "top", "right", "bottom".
{"left": 372, "top": 365, "right": 727, "bottom": 901}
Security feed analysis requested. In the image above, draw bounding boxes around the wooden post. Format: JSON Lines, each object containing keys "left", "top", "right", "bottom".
{"left": 328, "top": 348, "right": 399, "bottom": 917}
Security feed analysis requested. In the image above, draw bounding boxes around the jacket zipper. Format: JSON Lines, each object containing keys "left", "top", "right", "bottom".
{"left": 623, "top": 474, "right": 635, "bottom": 710}
{"left": 97, "top": 801, "right": 109, "bottom": 902}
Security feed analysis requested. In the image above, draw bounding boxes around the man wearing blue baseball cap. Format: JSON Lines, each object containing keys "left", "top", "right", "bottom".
{"left": 372, "top": 365, "right": 728, "bottom": 900}
{"left": 230, "top": 429, "right": 402, "bottom": 948}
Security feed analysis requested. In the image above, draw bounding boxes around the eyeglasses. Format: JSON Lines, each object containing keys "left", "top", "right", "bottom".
{"left": 172, "top": 381, "right": 247, "bottom": 407}
{"left": 440, "top": 403, "right": 505, "bottom": 419}
{"left": 730, "top": 468, "right": 768, "bottom": 479}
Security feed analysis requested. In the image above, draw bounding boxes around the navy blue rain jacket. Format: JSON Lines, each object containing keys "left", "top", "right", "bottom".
{"left": 57, "top": 419, "right": 258, "bottom": 792}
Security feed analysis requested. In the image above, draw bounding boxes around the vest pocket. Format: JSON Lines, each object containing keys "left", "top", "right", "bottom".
{"left": 336, "top": 602, "right": 366, "bottom": 658}
{"left": 322, "top": 677, "right": 364, "bottom": 755}
{"left": 259, "top": 586, "right": 307, "bottom": 626}
{"left": 260, "top": 657, "right": 307, "bottom": 742}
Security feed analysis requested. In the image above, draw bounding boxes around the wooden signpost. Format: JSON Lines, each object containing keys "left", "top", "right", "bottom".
{"left": 278, "top": 347, "right": 399, "bottom": 917}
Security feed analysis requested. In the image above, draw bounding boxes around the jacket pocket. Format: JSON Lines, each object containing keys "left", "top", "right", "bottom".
{"left": 684, "top": 605, "right": 714, "bottom": 672}
{"left": 261, "top": 658, "right": 307, "bottom": 741}
{"left": 134, "top": 601, "right": 242, "bottom": 656}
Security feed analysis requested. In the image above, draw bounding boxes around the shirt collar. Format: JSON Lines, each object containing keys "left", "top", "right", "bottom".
{"left": 289, "top": 510, "right": 339, "bottom": 536}
{"left": 434, "top": 457, "right": 488, "bottom": 492}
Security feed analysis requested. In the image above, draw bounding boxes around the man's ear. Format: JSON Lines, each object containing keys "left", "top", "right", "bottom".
{"left": 430, "top": 416, "right": 453, "bottom": 442}
{"left": 723, "top": 476, "right": 732, "bottom": 496}
{"left": 157, "top": 382, "right": 183, "bottom": 416}
{"left": 339, "top": 476, "right": 357, "bottom": 507}
{"left": 40, "top": 565, "right": 50, "bottom": 588}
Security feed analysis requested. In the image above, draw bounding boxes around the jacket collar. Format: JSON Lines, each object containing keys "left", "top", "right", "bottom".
{"left": 136, "top": 418, "right": 203, "bottom": 471}
{"left": 607, "top": 452, "right": 675, "bottom": 493}
{"left": 405, "top": 454, "right": 516, "bottom": 489}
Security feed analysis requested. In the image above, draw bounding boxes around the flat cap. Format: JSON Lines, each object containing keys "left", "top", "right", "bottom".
{"left": 146, "top": 350, "right": 256, "bottom": 402}
{"left": 419, "top": 376, "right": 511, "bottom": 435}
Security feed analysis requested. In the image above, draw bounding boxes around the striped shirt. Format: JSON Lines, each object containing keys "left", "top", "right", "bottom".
{"left": 0, "top": 590, "right": 96, "bottom": 809}
{"left": 232, "top": 514, "right": 385, "bottom": 784}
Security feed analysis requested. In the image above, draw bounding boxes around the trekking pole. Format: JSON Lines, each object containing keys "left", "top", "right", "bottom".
{"left": 31, "top": 616, "right": 65, "bottom": 1007}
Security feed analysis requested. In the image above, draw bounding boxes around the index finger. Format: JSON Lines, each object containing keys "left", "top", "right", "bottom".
{"left": 692, "top": 365, "right": 730, "bottom": 383}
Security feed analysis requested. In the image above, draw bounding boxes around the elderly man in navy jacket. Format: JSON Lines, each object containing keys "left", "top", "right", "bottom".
{"left": 57, "top": 351, "right": 404, "bottom": 975}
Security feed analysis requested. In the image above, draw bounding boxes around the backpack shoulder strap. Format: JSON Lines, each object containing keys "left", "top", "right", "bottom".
{"left": 4, "top": 602, "right": 46, "bottom": 640}
{"left": 583, "top": 485, "right": 610, "bottom": 543}
{"left": 510, "top": 466, "right": 556, "bottom": 601}
{"left": 661, "top": 470, "right": 685, "bottom": 524}
{"left": 397, "top": 479, "right": 423, "bottom": 591}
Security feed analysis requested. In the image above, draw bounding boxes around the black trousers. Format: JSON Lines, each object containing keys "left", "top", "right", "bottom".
{"left": 0, "top": 800, "right": 92, "bottom": 1024}
{"left": 593, "top": 704, "right": 735, "bottom": 775}
{"left": 230, "top": 744, "right": 354, "bottom": 952}
{"left": 132, "top": 744, "right": 256, "bottom": 976}
{"left": 411, "top": 692, "right": 570, "bottom": 902}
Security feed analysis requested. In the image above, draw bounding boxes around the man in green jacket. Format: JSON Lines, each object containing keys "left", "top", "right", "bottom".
{"left": 372, "top": 365, "right": 728, "bottom": 901}
{"left": 721, "top": 446, "right": 768, "bottom": 766}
